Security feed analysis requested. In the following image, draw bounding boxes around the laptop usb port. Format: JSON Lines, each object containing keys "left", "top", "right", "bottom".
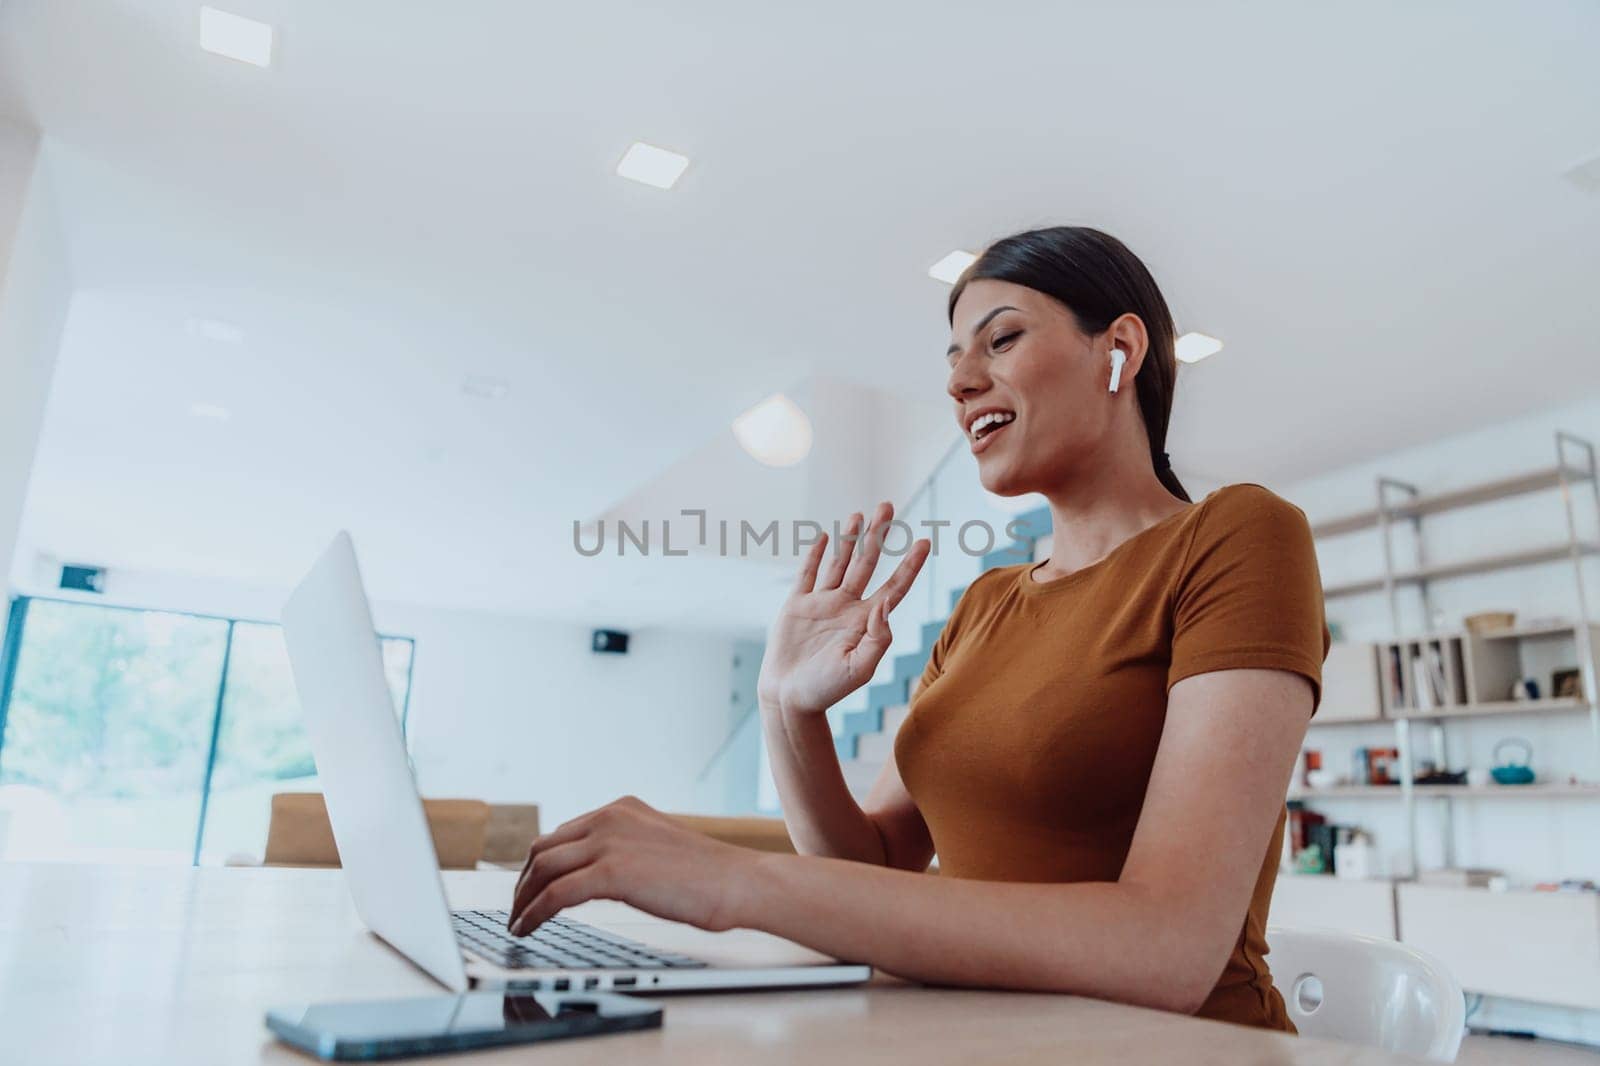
{"left": 552, "top": 979, "right": 570, "bottom": 991}
{"left": 613, "top": 976, "right": 636, "bottom": 988}
{"left": 583, "top": 977, "right": 599, "bottom": 990}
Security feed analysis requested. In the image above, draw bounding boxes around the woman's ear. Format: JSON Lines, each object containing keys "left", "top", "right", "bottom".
{"left": 1105, "top": 313, "right": 1151, "bottom": 384}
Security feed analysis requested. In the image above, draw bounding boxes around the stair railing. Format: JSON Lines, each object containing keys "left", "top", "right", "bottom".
{"left": 693, "top": 432, "right": 970, "bottom": 805}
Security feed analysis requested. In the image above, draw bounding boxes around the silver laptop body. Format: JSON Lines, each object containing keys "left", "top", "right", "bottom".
{"left": 282, "top": 531, "right": 870, "bottom": 994}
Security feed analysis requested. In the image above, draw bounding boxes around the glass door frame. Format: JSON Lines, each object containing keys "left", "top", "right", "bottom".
{"left": 0, "top": 594, "right": 415, "bottom": 865}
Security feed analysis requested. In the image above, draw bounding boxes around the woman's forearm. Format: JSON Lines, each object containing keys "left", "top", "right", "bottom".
{"left": 759, "top": 700, "right": 888, "bottom": 865}
{"left": 732, "top": 851, "right": 1232, "bottom": 1016}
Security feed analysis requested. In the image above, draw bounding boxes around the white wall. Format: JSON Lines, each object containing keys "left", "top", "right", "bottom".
{"left": 0, "top": 124, "right": 71, "bottom": 649}
{"left": 389, "top": 602, "right": 739, "bottom": 828}
{"left": 9, "top": 562, "right": 744, "bottom": 832}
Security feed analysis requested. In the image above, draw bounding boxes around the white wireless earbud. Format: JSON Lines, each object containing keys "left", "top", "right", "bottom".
{"left": 1108, "top": 349, "right": 1127, "bottom": 394}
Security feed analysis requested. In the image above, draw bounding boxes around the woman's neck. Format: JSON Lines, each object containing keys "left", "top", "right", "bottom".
{"left": 1032, "top": 444, "right": 1189, "bottom": 581}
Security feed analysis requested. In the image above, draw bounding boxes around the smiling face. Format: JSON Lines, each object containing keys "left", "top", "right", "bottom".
{"left": 947, "top": 278, "right": 1117, "bottom": 496}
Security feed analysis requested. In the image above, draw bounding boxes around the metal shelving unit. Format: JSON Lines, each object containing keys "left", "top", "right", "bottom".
{"left": 1312, "top": 466, "right": 1581, "bottom": 537}
{"left": 1391, "top": 695, "right": 1588, "bottom": 720}
{"left": 1306, "top": 430, "right": 1600, "bottom": 877}
{"left": 1290, "top": 783, "right": 1600, "bottom": 801}
{"left": 1322, "top": 543, "right": 1600, "bottom": 598}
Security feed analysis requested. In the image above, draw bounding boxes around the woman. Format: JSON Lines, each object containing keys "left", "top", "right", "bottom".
{"left": 509, "top": 226, "right": 1327, "bottom": 1030}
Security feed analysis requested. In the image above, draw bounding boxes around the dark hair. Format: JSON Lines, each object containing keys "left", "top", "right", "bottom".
{"left": 947, "top": 226, "right": 1189, "bottom": 503}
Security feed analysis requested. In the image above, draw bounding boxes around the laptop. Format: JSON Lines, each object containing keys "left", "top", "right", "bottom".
{"left": 281, "top": 531, "right": 870, "bottom": 995}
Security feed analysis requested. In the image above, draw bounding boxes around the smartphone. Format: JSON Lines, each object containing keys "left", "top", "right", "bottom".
{"left": 265, "top": 990, "right": 662, "bottom": 1061}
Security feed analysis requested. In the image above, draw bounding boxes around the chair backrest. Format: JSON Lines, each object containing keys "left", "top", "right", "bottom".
{"left": 264, "top": 792, "right": 489, "bottom": 869}
{"left": 480, "top": 804, "right": 542, "bottom": 866}
{"left": 668, "top": 814, "right": 796, "bottom": 854}
{"left": 1268, "top": 927, "right": 1465, "bottom": 1062}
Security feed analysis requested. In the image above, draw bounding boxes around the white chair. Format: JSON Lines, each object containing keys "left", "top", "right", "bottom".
{"left": 1268, "top": 927, "right": 1465, "bottom": 1062}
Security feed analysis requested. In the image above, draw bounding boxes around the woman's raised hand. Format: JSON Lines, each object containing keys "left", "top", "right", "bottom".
{"left": 756, "top": 502, "right": 931, "bottom": 718}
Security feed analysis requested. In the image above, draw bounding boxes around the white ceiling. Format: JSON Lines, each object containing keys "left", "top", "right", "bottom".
{"left": 2, "top": 1, "right": 1598, "bottom": 630}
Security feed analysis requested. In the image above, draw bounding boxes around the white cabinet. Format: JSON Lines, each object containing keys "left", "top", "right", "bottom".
{"left": 1318, "top": 642, "right": 1383, "bottom": 722}
{"left": 1270, "top": 875, "right": 1396, "bottom": 940}
{"left": 1397, "top": 883, "right": 1600, "bottom": 1010}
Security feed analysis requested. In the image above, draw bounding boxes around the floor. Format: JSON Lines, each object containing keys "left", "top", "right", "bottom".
{"left": 1458, "top": 1034, "right": 1600, "bottom": 1064}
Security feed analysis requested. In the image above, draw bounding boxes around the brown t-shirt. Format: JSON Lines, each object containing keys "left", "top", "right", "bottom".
{"left": 895, "top": 484, "right": 1328, "bottom": 1030}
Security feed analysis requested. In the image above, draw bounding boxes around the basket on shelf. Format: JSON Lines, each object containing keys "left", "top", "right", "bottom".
{"left": 1463, "top": 611, "right": 1516, "bottom": 635}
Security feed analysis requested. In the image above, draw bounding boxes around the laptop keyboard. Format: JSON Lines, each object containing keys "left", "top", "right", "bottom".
{"left": 451, "top": 910, "right": 708, "bottom": 971}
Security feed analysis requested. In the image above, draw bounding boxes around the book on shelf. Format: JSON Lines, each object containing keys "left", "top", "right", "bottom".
{"left": 1427, "top": 643, "right": 1451, "bottom": 705}
{"left": 1398, "top": 642, "right": 1453, "bottom": 710}
{"left": 1411, "top": 653, "right": 1434, "bottom": 710}
{"left": 1387, "top": 646, "right": 1405, "bottom": 709}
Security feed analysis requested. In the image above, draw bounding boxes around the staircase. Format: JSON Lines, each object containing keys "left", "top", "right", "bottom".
{"left": 833, "top": 505, "right": 1053, "bottom": 799}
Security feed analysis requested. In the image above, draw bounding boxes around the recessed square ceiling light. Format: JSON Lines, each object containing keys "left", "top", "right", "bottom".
{"left": 616, "top": 142, "right": 690, "bottom": 189}
{"left": 189, "top": 402, "right": 232, "bottom": 421}
{"left": 1175, "top": 331, "right": 1224, "bottom": 364}
{"left": 200, "top": 7, "right": 274, "bottom": 68}
{"left": 928, "top": 250, "right": 977, "bottom": 285}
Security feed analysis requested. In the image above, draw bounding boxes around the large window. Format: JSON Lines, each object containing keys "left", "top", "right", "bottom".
{"left": 0, "top": 596, "right": 413, "bottom": 866}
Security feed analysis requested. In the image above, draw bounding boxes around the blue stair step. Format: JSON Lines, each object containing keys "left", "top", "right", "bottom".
{"left": 832, "top": 504, "right": 1052, "bottom": 765}
{"left": 866, "top": 680, "right": 906, "bottom": 714}
{"left": 980, "top": 544, "right": 1032, "bottom": 573}
{"left": 838, "top": 707, "right": 877, "bottom": 759}
{"left": 841, "top": 707, "right": 878, "bottom": 735}
{"left": 1008, "top": 506, "right": 1052, "bottom": 541}
{"left": 835, "top": 679, "right": 913, "bottom": 760}
{"left": 892, "top": 649, "right": 930, "bottom": 685}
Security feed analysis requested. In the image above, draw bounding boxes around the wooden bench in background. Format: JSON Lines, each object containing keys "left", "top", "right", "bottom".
{"left": 263, "top": 792, "right": 794, "bottom": 870}
{"left": 263, "top": 792, "right": 491, "bottom": 869}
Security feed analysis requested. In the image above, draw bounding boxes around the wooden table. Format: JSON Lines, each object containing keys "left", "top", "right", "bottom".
{"left": 0, "top": 863, "right": 1412, "bottom": 1064}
